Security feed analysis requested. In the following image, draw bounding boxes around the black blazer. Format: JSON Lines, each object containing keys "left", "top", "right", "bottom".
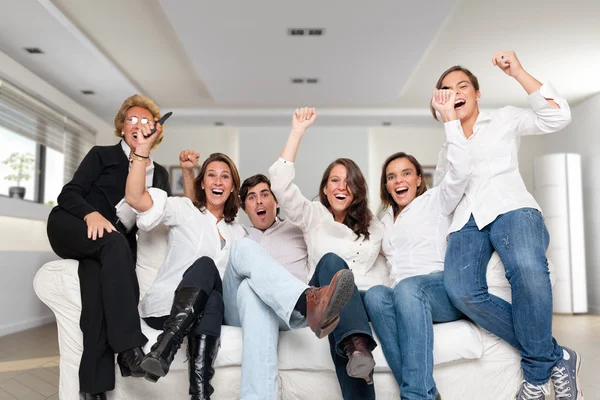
{"left": 56, "top": 142, "right": 171, "bottom": 224}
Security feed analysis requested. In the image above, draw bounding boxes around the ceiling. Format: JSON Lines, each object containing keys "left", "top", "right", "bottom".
{"left": 0, "top": 0, "right": 598, "bottom": 126}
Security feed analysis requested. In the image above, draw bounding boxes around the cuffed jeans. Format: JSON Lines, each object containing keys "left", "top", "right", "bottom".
{"left": 223, "top": 238, "right": 308, "bottom": 400}
{"left": 364, "top": 272, "right": 463, "bottom": 400}
{"left": 444, "top": 209, "right": 563, "bottom": 385}
{"left": 309, "top": 253, "right": 376, "bottom": 400}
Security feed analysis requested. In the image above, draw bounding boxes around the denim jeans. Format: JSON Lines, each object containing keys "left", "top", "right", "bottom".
{"left": 309, "top": 253, "right": 376, "bottom": 400}
{"left": 222, "top": 238, "right": 308, "bottom": 400}
{"left": 444, "top": 209, "right": 563, "bottom": 385}
{"left": 364, "top": 272, "right": 463, "bottom": 400}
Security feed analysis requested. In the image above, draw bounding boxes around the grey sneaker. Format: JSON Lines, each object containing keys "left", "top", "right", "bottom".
{"left": 514, "top": 380, "right": 550, "bottom": 400}
{"left": 552, "top": 347, "right": 584, "bottom": 399}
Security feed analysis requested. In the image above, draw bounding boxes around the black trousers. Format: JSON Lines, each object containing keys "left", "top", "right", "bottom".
{"left": 144, "top": 256, "right": 224, "bottom": 338}
{"left": 47, "top": 208, "right": 147, "bottom": 394}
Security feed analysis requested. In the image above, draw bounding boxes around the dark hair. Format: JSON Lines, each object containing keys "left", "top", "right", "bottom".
{"left": 319, "top": 158, "right": 373, "bottom": 240}
{"left": 380, "top": 152, "right": 428, "bottom": 216}
{"left": 430, "top": 65, "right": 480, "bottom": 121}
{"left": 194, "top": 153, "right": 241, "bottom": 223}
{"left": 240, "top": 174, "right": 279, "bottom": 215}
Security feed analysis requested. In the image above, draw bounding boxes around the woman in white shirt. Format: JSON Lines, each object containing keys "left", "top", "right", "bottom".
{"left": 363, "top": 87, "right": 470, "bottom": 400}
{"left": 125, "top": 126, "right": 245, "bottom": 400}
{"left": 269, "top": 107, "right": 384, "bottom": 400}
{"left": 434, "top": 52, "right": 581, "bottom": 400}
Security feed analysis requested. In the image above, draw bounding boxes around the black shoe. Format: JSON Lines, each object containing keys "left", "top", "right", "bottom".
{"left": 82, "top": 392, "right": 107, "bottom": 400}
{"left": 141, "top": 287, "right": 209, "bottom": 383}
{"left": 117, "top": 346, "right": 146, "bottom": 378}
{"left": 189, "top": 334, "right": 220, "bottom": 400}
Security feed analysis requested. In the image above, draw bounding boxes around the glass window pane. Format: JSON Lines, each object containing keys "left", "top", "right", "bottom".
{"left": 0, "top": 126, "right": 37, "bottom": 201}
{"left": 44, "top": 147, "right": 64, "bottom": 206}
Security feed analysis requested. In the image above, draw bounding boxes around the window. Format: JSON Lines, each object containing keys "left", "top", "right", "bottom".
{"left": 0, "top": 126, "right": 37, "bottom": 201}
{"left": 0, "top": 78, "right": 96, "bottom": 204}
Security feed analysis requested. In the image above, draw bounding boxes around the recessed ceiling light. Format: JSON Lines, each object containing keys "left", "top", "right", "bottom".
{"left": 382, "top": 122, "right": 392, "bottom": 126}
{"left": 291, "top": 78, "right": 304, "bottom": 84}
{"left": 24, "top": 47, "right": 44, "bottom": 54}
{"left": 81, "top": 90, "right": 95, "bottom": 95}
{"left": 288, "top": 28, "right": 305, "bottom": 36}
{"left": 306, "top": 78, "right": 318, "bottom": 84}
{"left": 287, "top": 28, "right": 325, "bottom": 36}
{"left": 214, "top": 122, "right": 224, "bottom": 126}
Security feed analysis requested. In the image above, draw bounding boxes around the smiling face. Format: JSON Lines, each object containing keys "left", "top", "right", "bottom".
{"left": 201, "top": 161, "right": 233, "bottom": 216}
{"left": 440, "top": 70, "right": 480, "bottom": 123}
{"left": 122, "top": 106, "right": 154, "bottom": 152}
{"left": 243, "top": 182, "right": 278, "bottom": 231}
{"left": 385, "top": 157, "right": 422, "bottom": 214}
{"left": 323, "top": 164, "right": 354, "bottom": 222}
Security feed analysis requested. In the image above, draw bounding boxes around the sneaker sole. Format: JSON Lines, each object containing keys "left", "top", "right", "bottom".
{"left": 314, "top": 270, "right": 355, "bottom": 339}
{"left": 574, "top": 351, "right": 584, "bottom": 399}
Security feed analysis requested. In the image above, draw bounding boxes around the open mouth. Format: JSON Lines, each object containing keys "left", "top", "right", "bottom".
{"left": 454, "top": 99, "right": 466, "bottom": 109}
{"left": 132, "top": 132, "right": 138, "bottom": 139}
{"left": 211, "top": 189, "right": 224, "bottom": 196}
{"left": 256, "top": 209, "right": 266, "bottom": 216}
{"left": 395, "top": 187, "right": 409, "bottom": 196}
{"left": 334, "top": 194, "right": 348, "bottom": 200}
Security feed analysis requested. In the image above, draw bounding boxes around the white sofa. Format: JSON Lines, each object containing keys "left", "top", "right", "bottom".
{"left": 34, "top": 224, "right": 529, "bottom": 400}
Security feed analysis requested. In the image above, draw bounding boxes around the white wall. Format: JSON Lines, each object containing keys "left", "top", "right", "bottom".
{"left": 539, "top": 93, "right": 600, "bottom": 314}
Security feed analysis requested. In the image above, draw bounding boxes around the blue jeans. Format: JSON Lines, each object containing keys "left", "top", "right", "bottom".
{"left": 444, "top": 209, "right": 563, "bottom": 385}
{"left": 222, "top": 238, "right": 308, "bottom": 400}
{"left": 309, "top": 253, "right": 376, "bottom": 400}
{"left": 364, "top": 272, "right": 463, "bottom": 400}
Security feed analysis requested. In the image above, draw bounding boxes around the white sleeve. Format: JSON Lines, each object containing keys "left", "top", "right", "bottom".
{"left": 115, "top": 198, "right": 136, "bottom": 232}
{"left": 268, "top": 158, "right": 321, "bottom": 233}
{"left": 437, "top": 120, "right": 471, "bottom": 216}
{"left": 134, "top": 188, "right": 195, "bottom": 231}
{"left": 513, "top": 82, "right": 571, "bottom": 136}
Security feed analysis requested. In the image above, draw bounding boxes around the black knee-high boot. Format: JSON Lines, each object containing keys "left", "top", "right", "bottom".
{"left": 141, "top": 287, "right": 208, "bottom": 382}
{"left": 188, "top": 334, "right": 220, "bottom": 400}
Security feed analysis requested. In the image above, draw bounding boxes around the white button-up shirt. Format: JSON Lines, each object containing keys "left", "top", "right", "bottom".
{"left": 133, "top": 188, "right": 246, "bottom": 317}
{"left": 383, "top": 120, "right": 471, "bottom": 286}
{"left": 434, "top": 83, "right": 571, "bottom": 233}
{"left": 269, "top": 159, "right": 385, "bottom": 291}
{"left": 246, "top": 218, "right": 310, "bottom": 282}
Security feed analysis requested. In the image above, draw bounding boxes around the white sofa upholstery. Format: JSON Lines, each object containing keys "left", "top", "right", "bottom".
{"left": 34, "top": 225, "right": 528, "bottom": 400}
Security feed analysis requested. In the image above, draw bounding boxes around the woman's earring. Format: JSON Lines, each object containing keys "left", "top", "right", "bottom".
{"left": 121, "top": 131, "right": 125, "bottom": 136}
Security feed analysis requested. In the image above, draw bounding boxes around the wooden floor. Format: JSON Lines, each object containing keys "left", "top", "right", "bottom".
{"left": 0, "top": 315, "right": 598, "bottom": 399}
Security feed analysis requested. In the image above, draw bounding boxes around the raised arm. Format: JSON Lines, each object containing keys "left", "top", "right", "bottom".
{"left": 431, "top": 89, "right": 471, "bottom": 215}
{"left": 269, "top": 108, "right": 322, "bottom": 232}
{"left": 280, "top": 107, "right": 317, "bottom": 162}
{"left": 180, "top": 149, "right": 199, "bottom": 201}
{"left": 125, "top": 120, "right": 163, "bottom": 212}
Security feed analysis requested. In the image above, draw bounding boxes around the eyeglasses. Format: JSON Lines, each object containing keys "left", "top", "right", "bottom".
{"left": 125, "top": 116, "right": 151, "bottom": 125}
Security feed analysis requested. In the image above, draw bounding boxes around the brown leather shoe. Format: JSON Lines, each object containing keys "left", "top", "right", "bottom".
{"left": 342, "top": 334, "right": 375, "bottom": 384}
{"left": 306, "top": 269, "right": 355, "bottom": 339}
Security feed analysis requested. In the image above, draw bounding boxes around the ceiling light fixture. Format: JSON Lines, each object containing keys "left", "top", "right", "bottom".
{"left": 81, "top": 90, "right": 95, "bottom": 95}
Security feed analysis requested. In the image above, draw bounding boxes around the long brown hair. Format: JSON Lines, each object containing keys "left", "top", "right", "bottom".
{"left": 430, "top": 65, "right": 480, "bottom": 121}
{"left": 380, "top": 152, "right": 427, "bottom": 216}
{"left": 194, "top": 153, "right": 241, "bottom": 223}
{"left": 319, "top": 158, "right": 373, "bottom": 240}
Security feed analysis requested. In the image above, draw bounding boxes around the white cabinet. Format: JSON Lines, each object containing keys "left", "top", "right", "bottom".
{"left": 533, "top": 153, "right": 587, "bottom": 314}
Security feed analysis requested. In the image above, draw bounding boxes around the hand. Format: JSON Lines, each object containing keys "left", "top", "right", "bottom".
{"left": 83, "top": 211, "right": 116, "bottom": 241}
{"left": 291, "top": 107, "right": 317, "bottom": 132}
{"left": 135, "top": 119, "right": 163, "bottom": 155}
{"left": 492, "top": 51, "right": 524, "bottom": 78}
{"left": 179, "top": 150, "right": 199, "bottom": 171}
{"left": 431, "top": 89, "right": 457, "bottom": 122}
